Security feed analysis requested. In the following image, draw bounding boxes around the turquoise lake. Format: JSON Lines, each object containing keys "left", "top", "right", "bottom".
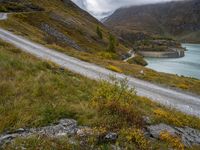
{"left": 145, "top": 43, "right": 200, "bottom": 79}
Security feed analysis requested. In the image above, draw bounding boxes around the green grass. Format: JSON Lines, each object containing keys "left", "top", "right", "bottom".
{"left": 0, "top": 40, "right": 96, "bottom": 132}
{"left": 3, "top": 135, "right": 78, "bottom": 150}
{"left": 1, "top": 40, "right": 200, "bottom": 149}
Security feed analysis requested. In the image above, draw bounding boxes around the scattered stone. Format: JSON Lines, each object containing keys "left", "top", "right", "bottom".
{"left": 35, "top": 119, "right": 78, "bottom": 137}
{"left": 15, "top": 128, "right": 25, "bottom": 133}
{"left": 1, "top": 120, "right": 200, "bottom": 148}
{"left": 147, "top": 123, "right": 177, "bottom": 139}
{"left": 76, "top": 127, "right": 93, "bottom": 137}
{"left": 59, "top": 67, "right": 65, "bottom": 72}
{"left": 143, "top": 116, "right": 152, "bottom": 125}
{"left": 41, "top": 23, "right": 84, "bottom": 51}
{"left": 0, "top": 119, "right": 79, "bottom": 146}
{"left": 140, "top": 70, "right": 144, "bottom": 75}
{"left": 103, "top": 132, "right": 118, "bottom": 142}
{"left": 121, "top": 52, "right": 131, "bottom": 60}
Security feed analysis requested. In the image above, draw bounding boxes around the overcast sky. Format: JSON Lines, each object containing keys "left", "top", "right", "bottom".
{"left": 72, "top": 0, "right": 179, "bottom": 19}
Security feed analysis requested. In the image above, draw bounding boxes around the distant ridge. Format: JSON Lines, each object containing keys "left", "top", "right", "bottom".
{"left": 105, "top": 0, "right": 200, "bottom": 43}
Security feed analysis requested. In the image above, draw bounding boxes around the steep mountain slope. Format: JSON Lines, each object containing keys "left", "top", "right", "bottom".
{"left": 0, "top": 0, "right": 129, "bottom": 59}
{"left": 0, "top": 2, "right": 200, "bottom": 148}
{"left": 105, "top": 0, "right": 200, "bottom": 43}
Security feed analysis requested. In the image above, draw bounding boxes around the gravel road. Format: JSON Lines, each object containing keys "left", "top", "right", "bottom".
{"left": 0, "top": 13, "right": 200, "bottom": 117}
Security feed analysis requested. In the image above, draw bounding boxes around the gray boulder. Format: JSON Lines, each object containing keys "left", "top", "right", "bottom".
{"left": 0, "top": 119, "right": 78, "bottom": 146}
{"left": 104, "top": 132, "right": 118, "bottom": 142}
{"left": 147, "top": 123, "right": 177, "bottom": 138}
{"left": 147, "top": 123, "right": 200, "bottom": 147}
{"left": 176, "top": 127, "right": 200, "bottom": 147}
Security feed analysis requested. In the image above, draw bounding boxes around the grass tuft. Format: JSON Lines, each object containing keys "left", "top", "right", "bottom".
{"left": 107, "top": 65, "right": 123, "bottom": 73}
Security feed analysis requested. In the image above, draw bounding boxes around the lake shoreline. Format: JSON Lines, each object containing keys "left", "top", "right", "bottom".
{"left": 145, "top": 43, "right": 200, "bottom": 79}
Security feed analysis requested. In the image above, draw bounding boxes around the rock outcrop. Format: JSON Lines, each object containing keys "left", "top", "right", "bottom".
{"left": 1, "top": 119, "right": 200, "bottom": 148}
{"left": 0, "top": 119, "right": 78, "bottom": 146}
{"left": 41, "top": 23, "right": 84, "bottom": 51}
{"left": 0, "top": 119, "right": 119, "bottom": 147}
{"left": 147, "top": 123, "right": 200, "bottom": 147}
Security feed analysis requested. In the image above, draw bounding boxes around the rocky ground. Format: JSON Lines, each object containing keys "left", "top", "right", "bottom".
{"left": 41, "top": 23, "right": 84, "bottom": 52}
{"left": 1, "top": 118, "right": 200, "bottom": 148}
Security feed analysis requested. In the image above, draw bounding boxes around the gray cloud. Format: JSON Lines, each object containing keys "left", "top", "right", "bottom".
{"left": 72, "top": 0, "right": 181, "bottom": 19}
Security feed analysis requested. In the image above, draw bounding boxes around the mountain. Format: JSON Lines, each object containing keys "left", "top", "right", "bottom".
{"left": 1, "top": 1, "right": 200, "bottom": 149}
{"left": 0, "top": 0, "right": 129, "bottom": 60}
{"left": 105, "top": 0, "right": 200, "bottom": 43}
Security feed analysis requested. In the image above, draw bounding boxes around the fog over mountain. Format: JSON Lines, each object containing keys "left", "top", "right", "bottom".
{"left": 72, "top": 0, "right": 181, "bottom": 19}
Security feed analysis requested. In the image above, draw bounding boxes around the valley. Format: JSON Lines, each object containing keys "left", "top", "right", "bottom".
{"left": 0, "top": 0, "right": 200, "bottom": 149}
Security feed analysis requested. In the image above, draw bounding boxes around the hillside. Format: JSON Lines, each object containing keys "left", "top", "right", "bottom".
{"left": 0, "top": 0, "right": 200, "bottom": 95}
{"left": 1, "top": 39, "right": 200, "bottom": 149}
{"left": 0, "top": 1, "right": 200, "bottom": 149}
{"left": 105, "top": 0, "right": 200, "bottom": 43}
{"left": 0, "top": 0, "right": 129, "bottom": 59}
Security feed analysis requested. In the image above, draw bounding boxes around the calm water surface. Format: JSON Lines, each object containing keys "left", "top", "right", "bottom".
{"left": 145, "top": 43, "right": 200, "bottom": 79}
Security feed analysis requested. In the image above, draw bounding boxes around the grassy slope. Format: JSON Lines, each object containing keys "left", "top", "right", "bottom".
{"left": 0, "top": 0, "right": 199, "bottom": 96}
{"left": 1, "top": 40, "right": 200, "bottom": 149}
{"left": 0, "top": 40, "right": 97, "bottom": 132}
{"left": 0, "top": 0, "right": 128, "bottom": 56}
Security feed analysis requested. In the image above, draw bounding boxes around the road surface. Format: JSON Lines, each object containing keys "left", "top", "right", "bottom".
{"left": 0, "top": 13, "right": 7, "bottom": 20}
{"left": 0, "top": 13, "right": 200, "bottom": 117}
{"left": 124, "top": 50, "right": 135, "bottom": 62}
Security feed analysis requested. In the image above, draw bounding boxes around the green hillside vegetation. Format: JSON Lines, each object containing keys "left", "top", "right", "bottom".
{"left": 1, "top": 40, "right": 200, "bottom": 149}
{"left": 0, "top": 0, "right": 200, "bottom": 96}
{"left": 0, "top": 0, "right": 128, "bottom": 57}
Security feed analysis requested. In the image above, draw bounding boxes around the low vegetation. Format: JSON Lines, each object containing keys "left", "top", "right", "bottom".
{"left": 4, "top": 136, "right": 78, "bottom": 150}
{"left": 90, "top": 78, "right": 144, "bottom": 130}
{"left": 160, "top": 131, "right": 184, "bottom": 150}
{"left": 106, "top": 65, "right": 123, "bottom": 73}
{"left": 119, "top": 128, "right": 150, "bottom": 150}
{"left": 1, "top": 40, "right": 200, "bottom": 149}
{"left": 127, "top": 54, "right": 148, "bottom": 66}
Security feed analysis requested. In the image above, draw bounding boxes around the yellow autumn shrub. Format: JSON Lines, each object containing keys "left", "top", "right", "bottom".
{"left": 120, "top": 128, "right": 150, "bottom": 150}
{"left": 160, "top": 131, "right": 184, "bottom": 150}
{"left": 90, "top": 78, "right": 144, "bottom": 129}
{"left": 107, "top": 65, "right": 123, "bottom": 73}
{"left": 154, "top": 109, "right": 186, "bottom": 127}
{"left": 178, "top": 83, "right": 189, "bottom": 90}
